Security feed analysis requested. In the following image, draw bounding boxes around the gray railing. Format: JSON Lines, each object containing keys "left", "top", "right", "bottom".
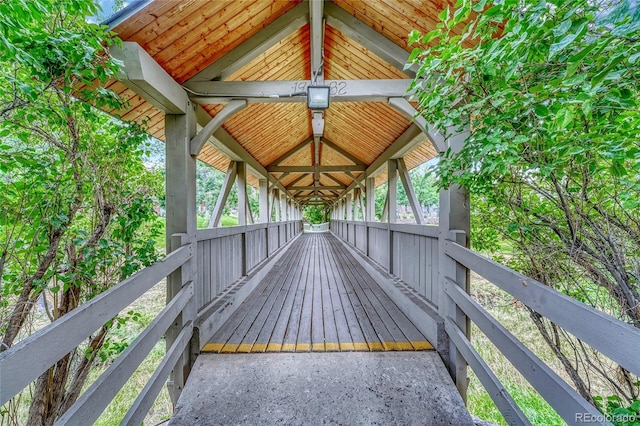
{"left": 195, "top": 221, "right": 302, "bottom": 308}
{"left": 0, "top": 220, "right": 302, "bottom": 424}
{"left": 331, "top": 220, "right": 640, "bottom": 426}
{"left": 333, "top": 220, "right": 440, "bottom": 306}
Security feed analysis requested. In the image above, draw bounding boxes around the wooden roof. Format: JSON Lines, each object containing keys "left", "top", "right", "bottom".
{"left": 107, "top": 0, "right": 451, "bottom": 204}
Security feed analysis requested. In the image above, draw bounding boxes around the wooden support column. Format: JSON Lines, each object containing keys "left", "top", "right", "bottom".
{"left": 387, "top": 159, "right": 398, "bottom": 224}
{"left": 280, "top": 191, "right": 287, "bottom": 221}
{"left": 345, "top": 191, "right": 353, "bottom": 221}
{"left": 437, "top": 127, "right": 471, "bottom": 401}
{"left": 236, "top": 162, "right": 247, "bottom": 226}
{"left": 165, "top": 102, "right": 197, "bottom": 406}
{"left": 365, "top": 177, "right": 375, "bottom": 256}
{"left": 259, "top": 178, "right": 269, "bottom": 223}
{"left": 273, "top": 189, "right": 281, "bottom": 222}
{"left": 387, "top": 159, "right": 398, "bottom": 273}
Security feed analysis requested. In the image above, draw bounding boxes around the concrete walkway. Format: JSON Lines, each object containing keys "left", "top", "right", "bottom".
{"left": 169, "top": 352, "right": 473, "bottom": 425}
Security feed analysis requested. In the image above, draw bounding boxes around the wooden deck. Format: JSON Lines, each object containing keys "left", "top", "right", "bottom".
{"left": 202, "top": 233, "right": 433, "bottom": 353}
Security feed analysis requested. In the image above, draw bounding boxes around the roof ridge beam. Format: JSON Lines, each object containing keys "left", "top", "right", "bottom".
{"left": 187, "top": 2, "right": 309, "bottom": 82}
{"left": 324, "top": 2, "right": 418, "bottom": 78}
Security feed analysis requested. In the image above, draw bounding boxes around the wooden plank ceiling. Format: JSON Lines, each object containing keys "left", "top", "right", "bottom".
{"left": 108, "top": 0, "right": 450, "bottom": 204}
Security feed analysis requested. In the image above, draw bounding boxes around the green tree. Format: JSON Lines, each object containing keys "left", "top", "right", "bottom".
{"left": 303, "top": 205, "right": 329, "bottom": 224}
{"left": 409, "top": 0, "right": 639, "bottom": 406}
{"left": 0, "top": 0, "right": 162, "bottom": 423}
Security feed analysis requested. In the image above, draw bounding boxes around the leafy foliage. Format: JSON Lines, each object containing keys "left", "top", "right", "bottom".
{"left": 409, "top": 0, "right": 639, "bottom": 410}
{"left": 0, "top": 0, "right": 162, "bottom": 424}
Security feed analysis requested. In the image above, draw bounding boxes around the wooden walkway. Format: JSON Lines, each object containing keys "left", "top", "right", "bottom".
{"left": 202, "top": 233, "right": 433, "bottom": 353}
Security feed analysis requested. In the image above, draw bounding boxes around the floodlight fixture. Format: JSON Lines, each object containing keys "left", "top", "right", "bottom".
{"left": 307, "top": 85, "right": 330, "bottom": 110}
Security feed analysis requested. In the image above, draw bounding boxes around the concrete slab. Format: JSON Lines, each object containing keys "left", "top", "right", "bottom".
{"left": 169, "top": 352, "right": 473, "bottom": 425}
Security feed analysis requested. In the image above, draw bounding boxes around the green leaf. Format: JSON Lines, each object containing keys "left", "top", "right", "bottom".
{"left": 549, "top": 33, "right": 579, "bottom": 58}
{"left": 408, "top": 29, "right": 421, "bottom": 45}
{"left": 438, "top": 6, "right": 450, "bottom": 22}
{"left": 534, "top": 104, "right": 549, "bottom": 117}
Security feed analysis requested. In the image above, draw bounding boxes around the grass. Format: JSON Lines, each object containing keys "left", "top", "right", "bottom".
{"left": 466, "top": 272, "right": 566, "bottom": 425}
{"left": 90, "top": 281, "right": 173, "bottom": 426}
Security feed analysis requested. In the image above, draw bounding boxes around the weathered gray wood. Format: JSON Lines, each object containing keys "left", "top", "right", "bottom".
{"left": 444, "top": 279, "right": 604, "bottom": 425}
{"left": 237, "top": 162, "right": 247, "bottom": 227}
{"left": 121, "top": 322, "right": 193, "bottom": 426}
{"left": 196, "top": 224, "right": 268, "bottom": 241}
{"left": 368, "top": 125, "right": 425, "bottom": 178}
{"left": 0, "top": 245, "right": 192, "bottom": 406}
{"left": 398, "top": 158, "right": 424, "bottom": 225}
{"left": 56, "top": 282, "right": 194, "bottom": 426}
{"left": 165, "top": 106, "right": 199, "bottom": 404}
{"left": 387, "top": 160, "right": 397, "bottom": 224}
{"left": 324, "top": 2, "right": 417, "bottom": 77}
{"left": 111, "top": 42, "right": 188, "bottom": 114}
{"left": 209, "top": 161, "right": 237, "bottom": 228}
{"left": 390, "top": 223, "right": 439, "bottom": 238}
{"left": 310, "top": 0, "right": 324, "bottom": 84}
{"left": 345, "top": 191, "right": 353, "bottom": 221}
{"left": 446, "top": 319, "right": 532, "bottom": 426}
{"left": 259, "top": 179, "right": 269, "bottom": 223}
{"left": 190, "top": 100, "right": 247, "bottom": 156}
{"left": 437, "top": 128, "right": 470, "bottom": 399}
{"left": 445, "top": 241, "right": 640, "bottom": 377}
{"left": 365, "top": 177, "right": 375, "bottom": 222}
{"left": 388, "top": 97, "right": 446, "bottom": 153}
{"left": 187, "top": 2, "right": 309, "bottom": 82}
{"left": 185, "top": 79, "right": 414, "bottom": 104}
{"left": 333, "top": 231, "right": 446, "bottom": 353}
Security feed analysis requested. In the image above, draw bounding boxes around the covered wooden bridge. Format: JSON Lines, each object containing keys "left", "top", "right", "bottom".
{"left": 1, "top": 1, "right": 639, "bottom": 425}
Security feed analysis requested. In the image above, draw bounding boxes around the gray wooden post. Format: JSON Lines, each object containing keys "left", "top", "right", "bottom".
{"left": 387, "top": 159, "right": 398, "bottom": 273}
{"left": 236, "top": 162, "right": 247, "bottom": 226}
{"left": 236, "top": 162, "right": 248, "bottom": 276}
{"left": 365, "top": 177, "right": 375, "bottom": 256}
{"left": 387, "top": 159, "right": 398, "bottom": 224}
{"left": 346, "top": 191, "right": 353, "bottom": 221}
{"left": 281, "top": 192, "right": 287, "bottom": 221}
{"left": 365, "top": 177, "right": 375, "bottom": 222}
{"left": 437, "top": 128, "right": 471, "bottom": 401}
{"left": 273, "top": 189, "right": 280, "bottom": 222}
{"left": 165, "top": 102, "right": 198, "bottom": 406}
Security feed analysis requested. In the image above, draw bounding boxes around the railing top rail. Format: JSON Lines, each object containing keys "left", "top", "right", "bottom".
{"left": 0, "top": 244, "right": 192, "bottom": 406}
{"left": 196, "top": 220, "right": 301, "bottom": 241}
{"left": 445, "top": 239, "right": 640, "bottom": 377}
{"left": 331, "top": 220, "right": 438, "bottom": 237}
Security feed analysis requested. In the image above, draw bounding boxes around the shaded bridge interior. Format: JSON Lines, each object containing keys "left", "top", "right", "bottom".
{"left": 203, "top": 232, "right": 433, "bottom": 353}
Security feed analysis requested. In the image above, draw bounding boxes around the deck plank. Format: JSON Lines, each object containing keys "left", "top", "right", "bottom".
{"left": 204, "top": 233, "right": 432, "bottom": 353}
